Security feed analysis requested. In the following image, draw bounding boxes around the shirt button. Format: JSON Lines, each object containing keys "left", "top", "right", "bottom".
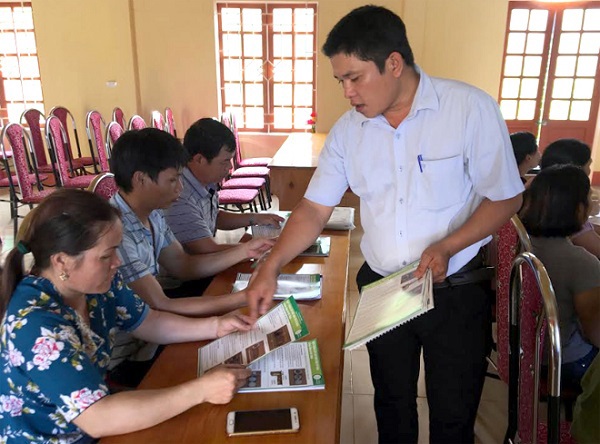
{"left": 399, "top": 198, "right": 404, "bottom": 204}
{"left": 399, "top": 166, "right": 403, "bottom": 172}
{"left": 395, "top": 134, "right": 400, "bottom": 139}
{"left": 402, "top": 261, "right": 407, "bottom": 266}
{"left": 399, "top": 231, "right": 403, "bottom": 237}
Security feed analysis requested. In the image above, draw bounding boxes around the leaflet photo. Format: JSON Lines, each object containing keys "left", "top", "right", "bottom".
{"left": 245, "top": 341, "right": 266, "bottom": 362}
{"left": 267, "top": 325, "right": 292, "bottom": 349}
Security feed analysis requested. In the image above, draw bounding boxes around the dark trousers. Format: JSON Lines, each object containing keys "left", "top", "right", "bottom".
{"left": 357, "top": 262, "right": 492, "bottom": 444}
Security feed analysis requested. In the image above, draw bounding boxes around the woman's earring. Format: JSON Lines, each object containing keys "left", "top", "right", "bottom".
{"left": 59, "top": 272, "right": 69, "bottom": 281}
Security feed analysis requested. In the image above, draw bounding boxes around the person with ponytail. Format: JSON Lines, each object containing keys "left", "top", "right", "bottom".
{"left": 0, "top": 189, "right": 252, "bottom": 443}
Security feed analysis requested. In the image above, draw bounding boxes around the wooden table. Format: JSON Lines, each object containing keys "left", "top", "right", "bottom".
{"left": 101, "top": 229, "right": 350, "bottom": 444}
{"left": 269, "top": 133, "right": 326, "bottom": 211}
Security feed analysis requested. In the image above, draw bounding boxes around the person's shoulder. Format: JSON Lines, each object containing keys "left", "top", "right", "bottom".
{"left": 430, "top": 75, "right": 496, "bottom": 106}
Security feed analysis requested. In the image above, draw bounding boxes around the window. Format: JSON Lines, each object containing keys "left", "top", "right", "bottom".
{"left": 0, "top": 2, "right": 44, "bottom": 124}
{"left": 499, "top": 2, "right": 600, "bottom": 149}
{"left": 216, "top": 2, "right": 317, "bottom": 132}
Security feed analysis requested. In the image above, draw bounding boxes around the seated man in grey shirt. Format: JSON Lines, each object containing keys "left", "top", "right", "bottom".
{"left": 165, "top": 118, "right": 284, "bottom": 255}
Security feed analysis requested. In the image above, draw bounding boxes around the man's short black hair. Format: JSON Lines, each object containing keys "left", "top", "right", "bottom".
{"left": 510, "top": 131, "right": 538, "bottom": 166}
{"left": 183, "top": 118, "right": 236, "bottom": 162}
{"left": 540, "top": 138, "right": 591, "bottom": 169}
{"left": 110, "top": 128, "right": 189, "bottom": 193}
{"left": 322, "top": 5, "right": 415, "bottom": 73}
{"left": 520, "top": 164, "right": 590, "bottom": 237}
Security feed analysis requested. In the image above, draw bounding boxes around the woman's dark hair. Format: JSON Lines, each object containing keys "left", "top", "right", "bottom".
{"left": 184, "top": 118, "right": 236, "bottom": 162}
{"left": 322, "top": 5, "right": 414, "bottom": 73}
{"left": 510, "top": 131, "right": 538, "bottom": 166}
{"left": 520, "top": 164, "right": 590, "bottom": 237}
{"left": 540, "top": 138, "right": 591, "bottom": 169}
{"left": 110, "top": 128, "right": 189, "bottom": 193}
{"left": 0, "top": 189, "right": 121, "bottom": 317}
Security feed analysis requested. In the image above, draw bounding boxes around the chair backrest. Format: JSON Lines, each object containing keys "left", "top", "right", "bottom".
{"left": 508, "top": 252, "right": 562, "bottom": 444}
{"left": 112, "top": 106, "right": 126, "bottom": 130}
{"left": 2, "top": 123, "right": 40, "bottom": 200}
{"left": 151, "top": 110, "right": 165, "bottom": 131}
{"left": 496, "top": 215, "right": 532, "bottom": 383}
{"left": 45, "top": 116, "right": 72, "bottom": 186}
{"left": 165, "top": 107, "right": 176, "bottom": 137}
{"left": 85, "top": 110, "right": 109, "bottom": 172}
{"left": 87, "top": 172, "right": 118, "bottom": 200}
{"left": 128, "top": 114, "right": 147, "bottom": 130}
{"left": 49, "top": 105, "right": 82, "bottom": 160}
{"left": 106, "top": 121, "right": 124, "bottom": 154}
{"left": 20, "top": 108, "right": 49, "bottom": 168}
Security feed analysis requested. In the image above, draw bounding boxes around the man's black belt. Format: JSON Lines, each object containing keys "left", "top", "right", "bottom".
{"left": 432, "top": 248, "right": 494, "bottom": 289}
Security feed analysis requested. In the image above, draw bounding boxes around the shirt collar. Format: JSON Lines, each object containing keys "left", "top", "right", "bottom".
{"left": 182, "top": 167, "right": 216, "bottom": 198}
{"left": 112, "top": 192, "right": 148, "bottom": 232}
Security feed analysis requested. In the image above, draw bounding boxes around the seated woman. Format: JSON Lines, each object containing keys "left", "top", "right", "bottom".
{"left": 540, "top": 138, "right": 600, "bottom": 257}
{"left": 510, "top": 131, "right": 540, "bottom": 185}
{"left": 520, "top": 165, "right": 600, "bottom": 387}
{"left": 0, "top": 189, "right": 252, "bottom": 442}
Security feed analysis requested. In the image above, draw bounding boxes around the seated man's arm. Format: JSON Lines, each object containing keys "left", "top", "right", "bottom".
{"left": 183, "top": 236, "right": 238, "bottom": 254}
{"left": 217, "top": 210, "right": 285, "bottom": 231}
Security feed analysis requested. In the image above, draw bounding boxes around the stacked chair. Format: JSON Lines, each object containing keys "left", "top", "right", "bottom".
{"left": 165, "top": 107, "right": 177, "bottom": 138}
{"left": 151, "top": 110, "right": 165, "bottom": 131}
{"left": 128, "top": 114, "right": 147, "bottom": 130}
{"left": 106, "top": 121, "right": 124, "bottom": 154}
{"left": 112, "top": 106, "right": 127, "bottom": 130}
{"left": 20, "top": 109, "right": 55, "bottom": 177}
{"left": 85, "top": 110, "right": 110, "bottom": 172}
{"left": 87, "top": 172, "right": 118, "bottom": 200}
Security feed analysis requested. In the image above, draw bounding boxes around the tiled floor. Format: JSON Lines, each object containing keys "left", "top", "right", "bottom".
{"left": 0, "top": 189, "right": 509, "bottom": 443}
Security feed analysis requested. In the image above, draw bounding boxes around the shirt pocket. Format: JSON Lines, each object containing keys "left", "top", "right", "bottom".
{"left": 415, "top": 154, "right": 465, "bottom": 210}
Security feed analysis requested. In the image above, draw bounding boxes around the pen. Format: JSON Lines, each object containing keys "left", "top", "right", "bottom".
{"left": 417, "top": 154, "right": 423, "bottom": 173}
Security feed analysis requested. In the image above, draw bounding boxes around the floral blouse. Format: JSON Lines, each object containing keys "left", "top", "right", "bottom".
{"left": 0, "top": 273, "right": 149, "bottom": 443}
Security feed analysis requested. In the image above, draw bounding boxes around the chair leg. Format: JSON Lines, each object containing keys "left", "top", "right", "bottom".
{"left": 257, "top": 191, "right": 266, "bottom": 211}
{"left": 265, "top": 177, "right": 271, "bottom": 204}
{"left": 252, "top": 200, "right": 257, "bottom": 212}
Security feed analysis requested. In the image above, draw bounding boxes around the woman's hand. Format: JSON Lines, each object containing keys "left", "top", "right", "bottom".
{"left": 216, "top": 313, "right": 254, "bottom": 337}
{"left": 196, "top": 364, "right": 252, "bottom": 404}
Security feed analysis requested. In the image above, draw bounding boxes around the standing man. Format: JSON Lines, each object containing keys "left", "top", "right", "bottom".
{"left": 165, "top": 118, "right": 284, "bottom": 255}
{"left": 246, "top": 5, "right": 523, "bottom": 444}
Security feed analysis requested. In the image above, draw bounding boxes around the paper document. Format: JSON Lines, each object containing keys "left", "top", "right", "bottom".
{"left": 233, "top": 273, "right": 322, "bottom": 301}
{"left": 344, "top": 261, "right": 434, "bottom": 350}
{"left": 298, "top": 236, "right": 331, "bottom": 257}
{"left": 324, "top": 207, "right": 355, "bottom": 230}
{"left": 197, "top": 297, "right": 309, "bottom": 375}
{"left": 240, "top": 339, "right": 325, "bottom": 392}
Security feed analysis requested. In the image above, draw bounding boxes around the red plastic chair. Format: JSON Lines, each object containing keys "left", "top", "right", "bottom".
{"left": 45, "top": 116, "right": 97, "bottom": 189}
{"left": 128, "top": 115, "right": 147, "bottom": 130}
{"left": 85, "top": 111, "right": 110, "bottom": 172}
{"left": 151, "top": 110, "right": 165, "bottom": 131}
{"left": 1, "top": 123, "right": 55, "bottom": 236}
{"left": 112, "top": 106, "right": 126, "bottom": 130}
{"left": 87, "top": 172, "right": 118, "bottom": 200}
{"left": 506, "top": 252, "right": 574, "bottom": 444}
{"left": 220, "top": 176, "right": 267, "bottom": 211}
{"left": 49, "top": 106, "right": 97, "bottom": 174}
{"left": 218, "top": 187, "right": 259, "bottom": 213}
{"left": 20, "top": 108, "right": 54, "bottom": 175}
{"left": 106, "top": 121, "right": 124, "bottom": 155}
{"left": 165, "top": 107, "right": 177, "bottom": 138}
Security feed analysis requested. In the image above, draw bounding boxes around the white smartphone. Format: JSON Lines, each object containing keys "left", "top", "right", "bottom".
{"left": 226, "top": 407, "right": 300, "bottom": 437}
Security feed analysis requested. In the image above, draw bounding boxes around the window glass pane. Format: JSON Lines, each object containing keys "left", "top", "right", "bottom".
{"left": 221, "top": 8, "right": 241, "bottom": 32}
{"left": 273, "top": 59, "right": 292, "bottom": 82}
{"left": 0, "top": 32, "right": 16, "bottom": 53}
{"left": 510, "top": 9, "right": 529, "bottom": 31}
{"left": 562, "top": 9, "right": 584, "bottom": 31}
{"left": 17, "top": 55, "right": 39, "bottom": 77}
{"left": 558, "top": 33, "right": 580, "bottom": 54}
{"left": 273, "top": 34, "right": 292, "bottom": 58}
{"left": 507, "top": 32, "right": 526, "bottom": 53}
{"left": 225, "top": 106, "right": 244, "bottom": 126}
{"left": 222, "top": 34, "right": 241, "bottom": 57}
{"left": 525, "top": 33, "right": 545, "bottom": 54}
{"left": 0, "top": 56, "right": 19, "bottom": 77}
{"left": 7, "top": 102, "right": 25, "bottom": 122}
{"left": 273, "top": 8, "right": 292, "bottom": 32}
{"left": 576, "top": 56, "right": 598, "bottom": 76}
{"left": 520, "top": 78, "right": 538, "bottom": 99}
{"left": 13, "top": 7, "right": 33, "bottom": 30}
{"left": 295, "top": 8, "right": 314, "bottom": 32}
{"left": 552, "top": 78, "right": 573, "bottom": 98}
{"left": 295, "top": 34, "right": 313, "bottom": 58}
{"left": 570, "top": 100, "right": 591, "bottom": 120}
{"left": 4, "top": 79, "right": 22, "bottom": 100}
{"left": 504, "top": 55, "right": 523, "bottom": 76}
{"left": 501, "top": 78, "right": 520, "bottom": 98}
{"left": 274, "top": 106, "right": 292, "bottom": 129}
{"left": 22, "top": 79, "right": 42, "bottom": 101}
{"left": 294, "top": 107, "right": 312, "bottom": 129}
{"left": 223, "top": 59, "right": 243, "bottom": 81}
{"left": 245, "top": 84, "right": 263, "bottom": 106}
{"left": 555, "top": 55, "right": 576, "bottom": 77}
{"left": 579, "top": 32, "right": 600, "bottom": 54}
{"left": 294, "top": 84, "right": 312, "bottom": 106}
{"left": 0, "top": 8, "right": 13, "bottom": 30}
{"left": 529, "top": 10, "right": 548, "bottom": 31}
{"left": 517, "top": 100, "right": 536, "bottom": 120}
{"left": 273, "top": 83, "right": 292, "bottom": 106}
{"left": 224, "top": 83, "right": 243, "bottom": 105}
{"left": 242, "top": 8, "right": 261, "bottom": 32}
{"left": 243, "top": 34, "right": 262, "bottom": 57}
{"left": 245, "top": 107, "right": 264, "bottom": 128}
{"left": 583, "top": 9, "right": 600, "bottom": 31}
{"left": 500, "top": 100, "right": 518, "bottom": 120}
{"left": 573, "top": 78, "right": 594, "bottom": 99}
{"left": 523, "top": 56, "right": 542, "bottom": 76}
{"left": 294, "top": 59, "right": 313, "bottom": 82}
{"left": 549, "top": 100, "right": 570, "bottom": 120}
{"left": 244, "top": 59, "right": 263, "bottom": 82}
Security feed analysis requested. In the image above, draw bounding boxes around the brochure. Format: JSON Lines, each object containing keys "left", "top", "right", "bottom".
{"left": 240, "top": 339, "right": 325, "bottom": 392}
{"left": 197, "top": 297, "right": 309, "bottom": 375}
{"left": 232, "top": 273, "right": 322, "bottom": 301}
{"left": 298, "top": 236, "right": 330, "bottom": 257}
{"left": 324, "top": 207, "right": 355, "bottom": 230}
{"left": 344, "top": 261, "right": 434, "bottom": 350}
